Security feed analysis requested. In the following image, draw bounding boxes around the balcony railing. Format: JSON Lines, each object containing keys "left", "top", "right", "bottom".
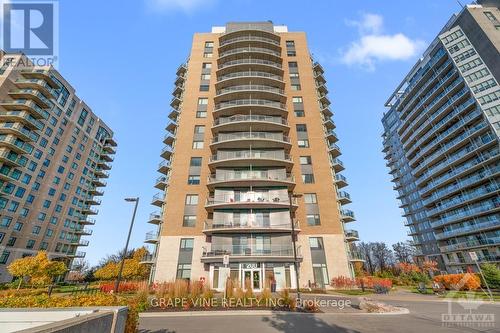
{"left": 440, "top": 237, "right": 500, "bottom": 252}
{"left": 208, "top": 171, "right": 293, "bottom": 184}
{"left": 430, "top": 198, "right": 500, "bottom": 228}
{"left": 204, "top": 219, "right": 299, "bottom": 231}
{"left": 218, "top": 71, "right": 283, "bottom": 82}
{"left": 212, "top": 132, "right": 290, "bottom": 144}
{"left": 216, "top": 84, "right": 284, "bottom": 96}
{"left": 219, "top": 35, "right": 280, "bottom": 47}
{"left": 214, "top": 114, "right": 287, "bottom": 126}
{"left": 202, "top": 244, "right": 300, "bottom": 257}
{"left": 210, "top": 151, "right": 292, "bottom": 162}
{"left": 145, "top": 231, "right": 159, "bottom": 242}
{"left": 345, "top": 229, "right": 359, "bottom": 239}
{"left": 206, "top": 193, "right": 296, "bottom": 206}
{"left": 215, "top": 99, "right": 286, "bottom": 111}
{"left": 218, "top": 58, "right": 282, "bottom": 70}
{"left": 435, "top": 215, "right": 500, "bottom": 240}
{"left": 219, "top": 47, "right": 281, "bottom": 58}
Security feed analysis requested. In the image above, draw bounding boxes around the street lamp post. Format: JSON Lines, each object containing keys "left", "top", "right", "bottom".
{"left": 114, "top": 197, "right": 139, "bottom": 293}
{"left": 288, "top": 192, "right": 302, "bottom": 303}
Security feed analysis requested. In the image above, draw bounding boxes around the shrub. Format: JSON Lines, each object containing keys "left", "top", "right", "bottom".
{"left": 0, "top": 293, "right": 144, "bottom": 333}
{"left": 357, "top": 277, "right": 393, "bottom": 290}
{"left": 278, "top": 289, "right": 296, "bottom": 310}
{"left": 330, "top": 276, "right": 357, "bottom": 289}
{"left": 480, "top": 264, "right": 500, "bottom": 289}
{"left": 99, "top": 281, "right": 141, "bottom": 293}
{"left": 434, "top": 273, "right": 481, "bottom": 291}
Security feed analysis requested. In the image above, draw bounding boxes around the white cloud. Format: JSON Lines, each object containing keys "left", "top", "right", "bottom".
{"left": 341, "top": 13, "right": 425, "bottom": 71}
{"left": 146, "top": 0, "right": 216, "bottom": 13}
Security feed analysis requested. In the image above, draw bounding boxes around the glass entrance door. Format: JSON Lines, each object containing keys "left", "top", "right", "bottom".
{"left": 242, "top": 269, "right": 261, "bottom": 291}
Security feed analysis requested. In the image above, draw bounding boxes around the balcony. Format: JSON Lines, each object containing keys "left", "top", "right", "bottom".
{"left": 8, "top": 89, "right": 52, "bottom": 108}
{"left": 440, "top": 237, "right": 500, "bottom": 253}
{"left": 435, "top": 215, "right": 499, "bottom": 240}
{"left": 326, "top": 129, "right": 338, "bottom": 143}
{"left": 316, "top": 83, "right": 328, "bottom": 95}
{"left": 219, "top": 35, "right": 281, "bottom": 48}
{"left": 163, "top": 132, "right": 176, "bottom": 146}
{"left": 345, "top": 229, "right": 359, "bottom": 241}
{"left": 0, "top": 122, "right": 37, "bottom": 142}
{"left": 215, "top": 84, "right": 285, "bottom": 101}
{"left": 331, "top": 158, "right": 345, "bottom": 172}
{"left": 157, "top": 160, "right": 171, "bottom": 174}
{"left": 205, "top": 193, "right": 298, "bottom": 212}
{"left": 217, "top": 59, "right": 283, "bottom": 74}
{"left": 71, "top": 239, "right": 90, "bottom": 247}
{"left": 151, "top": 193, "right": 165, "bottom": 207}
{"left": 160, "top": 145, "right": 173, "bottom": 159}
{"left": 430, "top": 198, "right": 500, "bottom": 228}
{"left": 209, "top": 151, "right": 293, "bottom": 169}
{"left": 176, "top": 63, "right": 187, "bottom": 76}
{"left": 320, "top": 106, "right": 333, "bottom": 118}
{"left": 84, "top": 197, "right": 101, "bottom": 205}
{"left": 214, "top": 99, "right": 287, "bottom": 117}
{"left": 211, "top": 132, "right": 291, "bottom": 149}
{"left": 103, "top": 144, "right": 116, "bottom": 154}
{"left": 148, "top": 212, "right": 162, "bottom": 225}
{"left": 78, "top": 217, "right": 96, "bottom": 225}
{"left": 75, "top": 228, "right": 93, "bottom": 236}
{"left": 337, "top": 191, "right": 352, "bottom": 204}
{"left": 207, "top": 172, "right": 295, "bottom": 190}
{"left": 335, "top": 174, "right": 348, "bottom": 188}
{"left": 154, "top": 175, "right": 169, "bottom": 190}
{"left": 348, "top": 250, "right": 364, "bottom": 262}
{"left": 105, "top": 137, "right": 117, "bottom": 147}
{"left": 14, "top": 78, "right": 53, "bottom": 97}
{"left": 201, "top": 244, "right": 302, "bottom": 263}
{"left": 67, "top": 251, "right": 86, "bottom": 258}
{"left": 323, "top": 118, "right": 336, "bottom": 130}
{"left": 97, "top": 160, "right": 112, "bottom": 170}
{"left": 80, "top": 206, "right": 98, "bottom": 215}
{"left": 329, "top": 143, "right": 341, "bottom": 158}
{"left": 91, "top": 177, "right": 107, "bottom": 187}
{"left": 219, "top": 46, "right": 281, "bottom": 60}
{"left": 99, "top": 153, "right": 114, "bottom": 163}
{"left": 88, "top": 187, "right": 104, "bottom": 196}
{"left": 94, "top": 169, "right": 109, "bottom": 178}
{"left": 313, "top": 62, "right": 324, "bottom": 74}
{"left": 144, "top": 231, "right": 159, "bottom": 244}
{"left": 318, "top": 93, "right": 330, "bottom": 106}
{"left": 217, "top": 71, "right": 284, "bottom": 87}
{"left": 170, "top": 95, "right": 182, "bottom": 109}
{"left": 168, "top": 109, "right": 180, "bottom": 121}
{"left": 341, "top": 209, "right": 356, "bottom": 222}
{"left": 0, "top": 111, "right": 43, "bottom": 130}
{"left": 203, "top": 219, "right": 300, "bottom": 235}
{"left": 140, "top": 254, "right": 156, "bottom": 264}
{"left": 0, "top": 99, "right": 46, "bottom": 118}
{"left": 213, "top": 114, "right": 288, "bottom": 132}
{"left": 21, "top": 68, "right": 59, "bottom": 87}
{"left": 0, "top": 135, "right": 33, "bottom": 154}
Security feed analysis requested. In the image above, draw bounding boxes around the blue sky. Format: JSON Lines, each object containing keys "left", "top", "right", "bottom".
{"left": 54, "top": 0, "right": 461, "bottom": 266}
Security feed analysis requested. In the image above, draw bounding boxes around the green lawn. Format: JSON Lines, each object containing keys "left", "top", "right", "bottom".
{"left": 328, "top": 289, "right": 374, "bottom": 296}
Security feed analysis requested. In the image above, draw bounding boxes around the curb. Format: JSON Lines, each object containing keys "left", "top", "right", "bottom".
{"left": 139, "top": 308, "right": 410, "bottom": 318}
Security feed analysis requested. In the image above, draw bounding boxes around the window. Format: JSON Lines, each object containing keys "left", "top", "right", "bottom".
{"left": 205, "top": 41, "right": 214, "bottom": 48}
{"left": 7, "top": 201, "right": 19, "bottom": 212}
{"left": 288, "top": 62, "right": 298, "bottom": 68}
{"left": 296, "top": 124, "right": 307, "bottom": 132}
{"left": 196, "top": 111, "right": 207, "bottom": 118}
{"left": 26, "top": 239, "right": 35, "bottom": 249}
{"left": 187, "top": 175, "right": 200, "bottom": 185}
{"left": 199, "top": 85, "right": 209, "bottom": 92}
{"left": 300, "top": 156, "right": 312, "bottom": 165}
{"left": 203, "top": 52, "right": 213, "bottom": 58}
{"left": 192, "top": 141, "right": 204, "bottom": 149}
{"left": 298, "top": 139, "right": 309, "bottom": 148}
{"left": 185, "top": 194, "right": 199, "bottom": 205}
{"left": 176, "top": 264, "right": 191, "bottom": 279}
{"left": 194, "top": 125, "right": 205, "bottom": 134}
{"left": 304, "top": 193, "right": 317, "bottom": 204}
{"left": 1, "top": 217, "right": 12, "bottom": 228}
{"left": 183, "top": 215, "right": 196, "bottom": 227}
{"left": 309, "top": 237, "right": 323, "bottom": 249}
{"left": 198, "top": 98, "right": 208, "bottom": 105}
{"left": 287, "top": 50, "right": 296, "bottom": 56}
{"left": 13, "top": 222, "right": 23, "bottom": 231}
{"left": 302, "top": 174, "right": 315, "bottom": 184}
{"left": 202, "top": 63, "right": 212, "bottom": 69}
{"left": 307, "top": 214, "right": 321, "bottom": 226}
{"left": 201, "top": 73, "right": 211, "bottom": 80}
{"left": 0, "top": 251, "right": 10, "bottom": 264}
{"left": 291, "top": 84, "right": 301, "bottom": 91}
{"left": 484, "top": 11, "right": 497, "bottom": 22}
{"left": 180, "top": 238, "right": 194, "bottom": 249}
{"left": 190, "top": 157, "right": 202, "bottom": 167}
{"left": 32, "top": 225, "right": 41, "bottom": 235}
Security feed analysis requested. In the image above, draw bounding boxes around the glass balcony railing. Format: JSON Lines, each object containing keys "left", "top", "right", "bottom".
{"left": 210, "top": 151, "right": 291, "bottom": 162}
{"left": 218, "top": 71, "right": 283, "bottom": 82}
{"left": 202, "top": 244, "right": 299, "bottom": 257}
{"left": 436, "top": 215, "right": 500, "bottom": 240}
{"left": 218, "top": 58, "right": 282, "bottom": 70}
{"left": 430, "top": 198, "right": 500, "bottom": 228}
{"left": 441, "top": 237, "right": 500, "bottom": 252}
{"left": 215, "top": 99, "right": 286, "bottom": 111}
{"left": 204, "top": 219, "right": 298, "bottom": 231}
{"left": 212, "top": 132, "right": 290, "bottom": 143}
{"left": 219, "top": 47, "right": 281, "bottom": 58}
{"left": 208, "top": 171, "right": 293, "bottom": 183}
{"left": 345, "top": 229, "right": 359, "bottom": 239}
{"left": 219, "top": 35, "right": 280, "bottom": 47}
{"left": 206, "top": 192, "right": 296, "bottom": 205}
{"left": 214, "top": 114, "right": 287, "bottom": 126}
{"left": 216, "top": 84, "right": 284, "bottom": 95}
{"left": 145, "top": 231, "right": 159, "bottom": 242}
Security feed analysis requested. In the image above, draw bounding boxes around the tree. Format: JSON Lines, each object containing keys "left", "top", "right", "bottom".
{"left": 94, "top": 247, "right": 150, "bottom": 281}
{"left": 421, "top": 260, "right": 439, "bottom": 276}
{"left": 7, "top": 251, "right": 67, "bottom": 289}
{"left": 371, "top": 242, "right": 394, "bottom": 272}
{"left": 480, "top": 263, "right": 500, "bottom": 289}
{"left": 358, "top": 242, "right": 375, "bottom": 275}
{"left": 392, "top": 241, "right": 414, "bottom": 264}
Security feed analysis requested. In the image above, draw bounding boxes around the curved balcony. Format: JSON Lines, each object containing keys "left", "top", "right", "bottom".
{"left": 14, "top": 78, "right": 54, "bottom": 98}
{"left": 207, "top": 172, "right": 295, "bottom": 190}
{"left": 8, "top": 89, "right": 52, "bottom": 108}
{"left": 219, "top": 29, "right": 280, "bottom": 47}
{"left": 211, "top": 132, "right": 291, "bottom": 149}
{"left": 219, "top": 45, "right": 280, "bottom": 58}
{"left": 209, "top": 151, "right": 293, "bottom": 169}
{"left": 0, "top": 111, "right": 43, "bottom": 130}
{"left": 145, "top": 231, "right": 159, "bottom": 244}
{"left": 331, "top": 158, "right": 345, "bottom": 173}
{"left": 215, "top": 84, "right": 285, "bottom": 102}
{"left": 345, "top": 229, "right": 359, "bottom": 242}
{"left": 0, "top": 150, "right": 24, "bottom": 167}
{"left": 213, "top": 115, "right": 288, "bottom": 132}
{"left": 203, "top": 219, "right": 300, "bottom": 235}
{"left": 217, "top": 71, "right": 284, "bottom": 89}
{"left": 148, "top": 212, "right": 162, "bottom": 225}
{"left": 201, "top": 244, "right": 302, "bottom": 263}
{"left": 216, "top": 59, "right": 283, "bottom": 76}
{"left": 205, "top": 193, "right": 298, "bottom": 212}
{"left": 154, "top": 175, "right": 169, "bottom": 190}
{"left": 219, "top": 34, "right": 281, "bottom": 51}
{"left": 0, "top": 135, "right": 33, "bottom": 154}
{"left": 21, "top": 68, "right": 59, "bottom": 87}
{"left": 0, "top": 123, "right": 37, "bottom": 142}
{"left": 341, "top": 209, "right": 356, "bottom": 222}
{"left": 0, "top": 99, "right": 47, "bottom": 119}
{"left": 214, "top": 99, "right": 287, "bottom": 117}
